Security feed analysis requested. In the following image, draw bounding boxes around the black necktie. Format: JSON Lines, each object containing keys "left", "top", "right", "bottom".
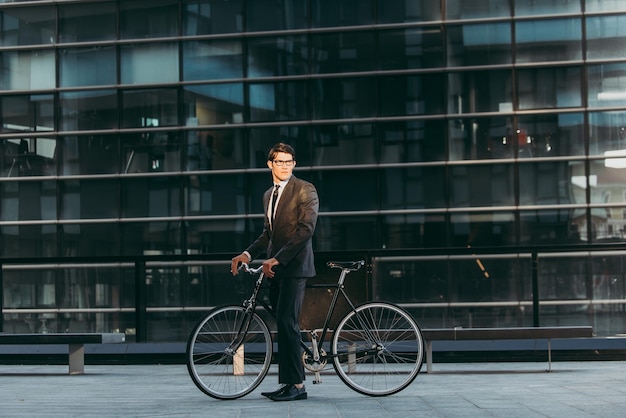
{"left": 270, "top": 184, "right": 280, "bottom": 225}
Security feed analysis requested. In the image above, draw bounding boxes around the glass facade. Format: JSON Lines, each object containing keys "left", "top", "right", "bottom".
{"left": 1, "top": 0, "right": 626, "bottom": 341}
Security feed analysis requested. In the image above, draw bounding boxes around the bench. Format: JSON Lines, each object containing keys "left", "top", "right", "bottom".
{"left": 421, "top": 326, "right": 594, "bottom": 373}
{"left": 0, "top": 332, "right": 126, "bottom": 375}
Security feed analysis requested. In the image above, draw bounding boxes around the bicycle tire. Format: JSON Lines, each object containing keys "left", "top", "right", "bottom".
{"left": 186, "top": 305, "right": 272, "bottom": 399}
{"left": 331, "top": 302, "right": 424, "bottom": 396}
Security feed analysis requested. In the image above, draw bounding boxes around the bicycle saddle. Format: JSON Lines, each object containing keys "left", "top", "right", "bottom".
{"left": 327, "top": 260, "right": 365, "bottom": 271}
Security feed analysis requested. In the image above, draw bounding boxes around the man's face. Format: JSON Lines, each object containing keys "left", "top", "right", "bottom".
{"left": 267, "top": 151, "right": 296, "bottom": 182}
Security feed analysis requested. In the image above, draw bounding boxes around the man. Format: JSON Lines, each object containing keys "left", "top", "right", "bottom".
{"left": 230, "top": 142, "right": 319, "bottom": 402}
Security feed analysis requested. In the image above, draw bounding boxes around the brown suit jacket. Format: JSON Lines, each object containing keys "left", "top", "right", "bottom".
{"left": 246, "top": 175, "right": 319, "bottom": 278}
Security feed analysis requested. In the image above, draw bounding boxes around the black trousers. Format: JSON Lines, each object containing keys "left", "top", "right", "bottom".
{"left": 269, "top": 276, "right": 307, "bottom": 385}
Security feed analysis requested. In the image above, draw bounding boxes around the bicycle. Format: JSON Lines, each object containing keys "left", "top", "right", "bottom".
{"left": 186, "top": 260, "right": 424, "bottom": 400}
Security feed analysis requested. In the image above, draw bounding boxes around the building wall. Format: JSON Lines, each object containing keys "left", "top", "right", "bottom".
{"left": 1, "top": 0, "right": 626, "bottom": 339}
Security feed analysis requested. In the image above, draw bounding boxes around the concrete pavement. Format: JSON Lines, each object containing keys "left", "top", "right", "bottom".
{"left": 1, "top": 361, "right": 626, "bottom": 417}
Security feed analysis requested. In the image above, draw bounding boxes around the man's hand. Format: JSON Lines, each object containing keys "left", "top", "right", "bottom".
{"left": 262, "top": 258, "right": 280, "bottom": 278}
{"left": 231, "top": 253, "right": 250, "bottom": 276}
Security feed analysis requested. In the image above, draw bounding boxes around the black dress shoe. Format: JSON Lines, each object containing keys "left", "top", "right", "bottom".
{"left": 261, "top": 384, "right": 289, "bottom": 398}
{"left": 269, "top": 384, "right": 307, "bottom": 401}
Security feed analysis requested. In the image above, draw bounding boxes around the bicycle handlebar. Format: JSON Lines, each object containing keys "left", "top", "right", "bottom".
{"left": 238, "top": 262, "right": 263, "bottom": 275}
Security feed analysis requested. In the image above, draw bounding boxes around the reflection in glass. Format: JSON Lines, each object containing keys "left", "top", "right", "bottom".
{"left": 378, "top": 0, "right": 441, "bottom": 23}
{"left": 246, "top": 0, "right": 307, "bottom": 32}
{"left": 520, "top": 209, "right": 583, "bottom": 244}
{"left": 589, "top": 111, "right": 626, "bottom": 156}
{"left": 379, "top": 27, "right": 443, "bottom": 70}
{"left": 310, "top": 31, "right": 374, "bottom": 74}
{"left": 519, "top": 161, "right": 582, "bottom": 206}
{"left": 589, "top": 160, "right": 626, "bottom": 241}
{"left": 121, "top": 88, "right": 178, "bottom": 128}
{"left": 312, "top": 0, "right": 374, "bottom": 27}
{"left": 120, "top": 0, "right": 179, "bottom": 39}
{"left": 380, "top": 74, "right": 444, "bottom": 116}
{"left": 314, "top": 215, "right": 378, "bottom": 251}
{"left": 448, "top": 70, "right": 513, "bottom": 114}
{"left": 0, "top": 5, "right": 55, "bottom": 46}
{"left": 0, "top": 224, "right": 56, "bottom": 257}
{"left": 450, "top": 212, "right": 516, "bottom": 247}
{"left": 247, "top": 125, "right": 311, "bottom": 168}
{"left": 58, "top": 1, "right": 116, "bottom": 43}
{"left": 0, "top": 181, "right": 57, "bottom": 221}
{"left": 184, "top": 83, "right": 244, "bottom": 125}
{"left": 587, "top": 15, "right": 626, "bottom": 61}
{"left": 450, "top": 164, "right": 514, "bottom": 207}
{"left": 183, "top": 0, "right": 243, "bottom": 35}
{"left": 122, "top": 178, "right": 182, "bottom": 218}
{"left": 447, "top": 23, "right": 511, "bottom": 67}
{"left": 60, "top": 179, "right": 119, "bottom": 220}
{"left": 311, "top": 123, "right": 376, "bottom": 165}
{"left": 448, "top": 116, "right": 512, "bottom": 160}
{"left": 588, "top": 63, "right": 626, "bottom": 109}
{"left": 514, "top": 0, "right": 580, "bottom": 16}
{"left": 249, "top": 80, "right": 308, "bottom": 122}
{"left": 516, "top": 19, "right": 582, "bottom": 63}
{"left": 59, "top": 46, "right": 116, "bottom": 87}
{"left": 121, "top": 43, "right": 179, "bottom": 85}
{"left": 446, "top": 0, "right": 510, "bottom": 19}
{"left": 183, "top": 40, "right": 242, "bottom": 81}
{"left": 60, "top": 90, "right": 117, "bottom": 131}
{"left": 517, "top": 113, "right": 584, "bottom": 158}
{"left": 61, "top": 135, "right": 119, "bottom": 175}
{"left": 381, "top": 166, "right": 446, "bottom": 209}
{"left": 185, "top": 129, "right": 244, "bottom": 171}
{"left": 185, "top": 172, "right": 245, "bottom": 216}
{"left": 379, "top": 120, "right": 446, "bottom": 163}
{"left": 247, "top": 35, "right": 308, "bottom": 77}
{"left": 1, "top": 137, "right": 56, "bottom": 177}
{"left": 586, "top": 0, "right": 626, "bottom": 12}
{"left": 120, "top": 222, "right": 182, "bottom": 255}
{"left": 122, "top": 132, "right": 181, "bottom": 174}
{"left": 1, "top": 94, "right": 54, "bottom": 133}
{"left": 517, "top": 67, "right": 582, "bottom": 110}
{"left": 0, "top": 50, "right": 55, "bottom": 90}
{"left": 382, "top": 213, "right": 446, "bottom": 249}
{"left": 312, "top": 77, "right": 376, "bottom": 119}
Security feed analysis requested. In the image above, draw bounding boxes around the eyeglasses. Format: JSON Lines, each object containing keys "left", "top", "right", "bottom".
{"left": 272, "top": 159, "right": 294, "bottom": 166}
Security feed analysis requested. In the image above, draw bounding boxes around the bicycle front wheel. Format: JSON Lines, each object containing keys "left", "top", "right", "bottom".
{"left": 332, "top": 302, "right": 424, "bottom": 396}
{"left": 186, "top": 305, "right": 272, "bottom": 399}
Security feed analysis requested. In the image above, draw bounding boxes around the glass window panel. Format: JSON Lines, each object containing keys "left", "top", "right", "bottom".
{"left": 516, "top": 18, "right": 582, "bottom": 63}
{"left": 517, "top": 113, "right": 584, "bottom": 158}
{"left": 514, "top": 0, "right": 581, "bottom": 16}
{"left": 122, "top": 178, "right": 182, "bottom": 218}
{"left": 61, "top": 134, "right": 120, "bottom": 175}
{"left": 381, "top": 166, "right": 446, "bottom": 209}
{"left": 450, "top": 164, "right": 515, "bottom": 207}
{"left": 1, "top": 139, "right": 56, "bottom": 178}
{"left": 0, "top": 224, "right": 56, "bottom": 258}
{"left": 314, "top": 215, "right": 378, "bottom": 251}
{"left": 448, "top": 70, "right": 513, "bottom": 114}
{"left": 0, "top": 180, "right": 56, "bottom": 221}
{"left": 450, "top": 211, "right": 517, "bottom": 247}
{"left": 60, "top": 90, "right": 117, "bottom": 131}
{"left": 183, "top": 39, "right": 242, "bottom": 81}
{"left": 380, "top": 74, "right": 444, "bottom": 116}
{"left": 58, "top": 1, "right": 115, "bottom": 43}
{"left": 121, "top": 88, "right": 178, "bottom": 128}
{"left": 588, "top": 63, "right": 626, "bottom": 109}
{"left": 382, "top": 213, "right": 447, "bottom": 249}
{"left": 122, "top": 132, "right": 181, "bottom": 174}
{"left": 311, "top": 123, "right": 376, "bottom": 165}
{"left": 312, "top": 169, "right": 377, "bottom": 212}
{"left": 59, "top": 46, "right": 116, "bottom": 87}
{"left": 447, "top": 23, "right": 512, "bottom": 67}
{"left": 586, "top": 0, "right": 626, "bottom": 12}
{"left": 247, "top": 35, "right": 308, "bottom": 78}
{"left": 312, "top": 0, "right": 374, "bottom": 27}
{"left": 121, "top": 43, "right": 179, "bottom": 85}
{"left": 379, "top": 0, "right": 441, "bottom": 23}
{"left": 246, "top": 0, "right": 307, "bottom": 32}
{"left": 589, "top": 111, "right": 626, "bottom": 156}
{"left": 312, "top": 77, "right": 376, "bottom": 120}
{"left": 310, "top": 31, "right": 375, "bottom": 74}
{"left": 249, "top": 80, "right": 309, "bottom": 122}
{"left": 448, "top": 116, "right": 512, "bottom": 160}
{"left": 0, "top": 50, "right": 55, "bottom": 90}
{"left": 587, "top": 15, "right": 626, "bottom": 60}
{"left": 1, "top": 93, "right": 54, "bottom": 133}
{"left": 519, "top": 161, "right": 583, "bottom": 206}
{"left": 185, "top": 172, "right": 245, "bottom": 216}
{"left": 520, "top": 209, "right": 584, "bottom": 244}
{"left": 591, "top": 255, "right": 626, "bottom": 301}
{"left": 185, "top": 128, "right": 245, "bottom": 172}
{"left": 187, "top": 218, "right": 250, "bottom": 254}
{"left": 589, "top": 160, "right": 626, "bottom": 207}
{"left": 379, "top": 120, "right": 446, "bottom": 163}
{"left": 446, "top": 0, "right": 510, "bottom": 19}
{"left": 247, "top": 125, "right": 312, "bottom": 168}
{"left": 120, "top": 222, "right": 182, "bottom": 255}
{"left": 379, "top": 27, "right": 443, "bottom": 70}
{"left": 517, "top": 67, "right": 582, "bottom": 110}
{"left": 60, "top": 179, "right": 119, "bottom": 220}
{"left": 183, "top": 0, "right": 243, "bottom": 35}
{"left": 120, "top": 0, "right": 179, "bottom": 39}
{"left": 0, "top": 5, "right": 55, "bottom": 46}
{"left": 183, "top": 83, "right": 244, "bottom": 125}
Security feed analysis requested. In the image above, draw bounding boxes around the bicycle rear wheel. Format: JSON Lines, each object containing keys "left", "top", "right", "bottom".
{"left": 332, "top": 302, "right": 424, "bottom": 396}
{"left": 186, "top": 305, "right": 272, "bottom": 399}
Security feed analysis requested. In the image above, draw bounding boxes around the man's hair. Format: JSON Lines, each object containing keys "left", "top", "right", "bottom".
{"left": 267, "top": 142, "right": 296, "bottom": 161}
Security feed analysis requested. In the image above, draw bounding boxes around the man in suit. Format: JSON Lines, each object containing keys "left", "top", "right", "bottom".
{"left": 231, "top": 142, "right": 319, "bottom": 402}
